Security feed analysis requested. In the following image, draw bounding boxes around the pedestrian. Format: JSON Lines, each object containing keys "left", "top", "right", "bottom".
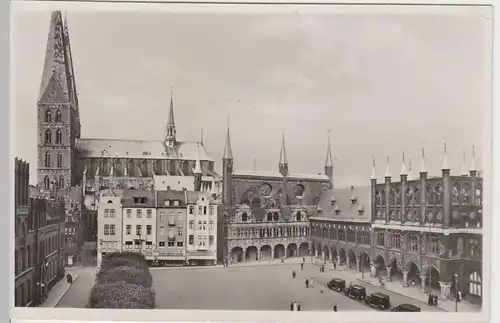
{"left": 412, "top": 280, "right": 416, "bottom": 287}
{"left": 303, "top": 257, "right": 305, "bottom": 263}
{"left": 290, "top": 301, "right": 294, "bottom": 311}
{"left": 293, "top": 301, "right": 298, "bottom": 311}
{"left": 297, "top": 302, "right": 301, "bottom": 311}
{"left": 301, "top": 263, "right": 304, "bottom": 270}
{"left": 333, "top": 304, "right": 338, "bottom": 312}
{"left": 305, "top": 278, "right": 309, "bottom": 288}
{"left": 333, "top": 262, "right": 337, "bottom": 270}
{"left": 292, "top": 271, "right": 296, "bottom": 279}
{"left": 310, "top": 278, "right": 314, "bottom": 288}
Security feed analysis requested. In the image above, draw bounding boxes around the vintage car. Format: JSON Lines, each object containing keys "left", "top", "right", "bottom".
{"left": 365, "top": 292, "right": 391, "bottom": 310}
{"left": 390, "top": 304, "right": 421, "bottom": 312}
{"left": 327, "top": 278, "right": 346, "bottom": 292}
{"left": 344, "top": 285, "right": 366, "bottom": 300}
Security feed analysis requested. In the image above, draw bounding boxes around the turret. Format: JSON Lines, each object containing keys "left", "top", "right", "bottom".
{"left": 370, "top": 155, "right": 377, "bottom": 223}
{"left": 441, "top": 142, "right": 451, "bottom": 227}
{"left": 279, "top": 133, "right": 288, "bottom": 177}
{"left": 419, "top": 148, "right": 428, "bottom": 224}
{"left": 384, "top": 156, "right": 391, "bottom": 223}
{"left": 400, "top": 153, "right": 408, "bottom": 223}
{"left": 193, "top": 144, "right": 202, "bottom": 192}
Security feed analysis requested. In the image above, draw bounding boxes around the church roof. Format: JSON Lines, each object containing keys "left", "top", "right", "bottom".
{"left": 76, "top": 138, "right": 214, "bottom": 161}
{"left": 232, "top": 170, "right": 330, "bottom": 181}
{"left": 313, "top": 185, "right": 371, "bottom": 222}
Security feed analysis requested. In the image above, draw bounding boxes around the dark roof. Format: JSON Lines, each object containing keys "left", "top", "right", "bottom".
{"left": 156, "top": 190, "right": 186, "bottom": 207}
{"left": 186, "top": 191, "right": 217, "bottom": 204}
{"left": 122, "top": 189, "right": 155, "bottom": 207}
{"left": 313, "top": 185, "right": 371, "bottom": 222}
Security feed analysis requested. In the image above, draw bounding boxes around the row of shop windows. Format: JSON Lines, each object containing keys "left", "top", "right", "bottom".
{"left": 312, "top": 228, "right": 371, "bottom": 245}
{"left": 232, "top": 226, "right": 310, "bottom": 239}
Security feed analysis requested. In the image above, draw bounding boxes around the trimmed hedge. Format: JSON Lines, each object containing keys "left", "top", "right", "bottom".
{"left": 87, "top": 281, "right": 156, "bottom": 309}
{"left": 87, "top": 252, "right": 155, "bottom": 309}
{"left": 96, "top": 265, "right": 152, "bottom": 288}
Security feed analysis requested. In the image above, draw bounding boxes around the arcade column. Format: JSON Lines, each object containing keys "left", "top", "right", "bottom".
{"left": 439, "top": 281, "right": 452, "bottom": 299}
{"left": 386, "top": 266, "right": 392, "bottom": 281}
{"left": 370, "top": 263, "right": 377, "bottom": 277}
{"left": 402, "top": 271, "right": 409, "bottom": 287}
{"left": 337, "top": 255, "right": 341, "bottom": 266}
{"left": 420, "top": 274, "right": 427, "bottom": 292}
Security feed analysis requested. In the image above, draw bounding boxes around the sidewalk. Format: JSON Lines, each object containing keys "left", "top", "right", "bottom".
{"left": 311, "top": 260, "right": 481, "bottom": 313}
{"left": 149, "top": 257, "right": 310, "bottom": 271}
{"left": 40, "top": 273, "right": 79, "bottom": 307}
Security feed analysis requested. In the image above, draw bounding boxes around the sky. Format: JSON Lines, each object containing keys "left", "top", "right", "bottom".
{"left": 11, "top": 5, "right": 492, "bottom": 187}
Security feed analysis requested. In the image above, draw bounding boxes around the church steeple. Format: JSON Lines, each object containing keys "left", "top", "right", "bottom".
{"left": 279, "top": 133, "right": 288, "bottom": 176}
{"left": 324, "top": 132, "right": 334, "bottom": 186}
{"left": 165, "top": 88, "right": 176, "bottom": 148}
{"left": 223, "top": 118, "right": 233, "bottom": 160}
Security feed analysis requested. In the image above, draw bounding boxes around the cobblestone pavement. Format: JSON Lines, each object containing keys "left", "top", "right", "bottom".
{"left": 56, "top": 267, "right": 97, "bottom": 308}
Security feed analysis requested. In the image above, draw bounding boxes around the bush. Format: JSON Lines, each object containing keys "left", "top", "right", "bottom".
{"left": 100, "top": 257, "right": 150, "bottom": 273}
{"left": 96, "top": 265, "right": 152, "bottom": 288}
{"left": 103, "top": 252, "right": 147, "bottom": 264}
{"left": 87, "top": 281, "right": 156, "bottom": 309}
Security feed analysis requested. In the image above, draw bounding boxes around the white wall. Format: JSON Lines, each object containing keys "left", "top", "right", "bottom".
{"left": 122, "top": 207, "right": 157, "bottom": 253}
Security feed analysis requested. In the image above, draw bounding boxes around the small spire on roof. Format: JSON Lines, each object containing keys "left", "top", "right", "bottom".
{"left": 400, "top": 152, "right": 408, "bottom": 176}
{"left": 200, "top": 129, "right": 204, "bottom": 144}
{"left": 193, "top": 143, "right": 202, "bottom": 174}
{"left": 325, "top": 130, "right": 333, "bottom": 167}
{"left": 461, "top": 150, "right": 468, "bottom": 176}
{"left": 408, "top": 157, "right": 412, "bottom": 180}
{"left": 279, "top": 132, "right": 288, "bottom": 165}
{"left": 470, "top": 145, "right": 477, "bottom": 171}
{"left": 370, "top": 155, "right": 377, "bottom": 180}
{"left": 441, "top": 141, "right": 450, "bottom": 171}
{"left": 384, "top": 156, "right": 391, "bottom": 178}
{"left": 420, "top": 147, "right": 428, "bottom": 173}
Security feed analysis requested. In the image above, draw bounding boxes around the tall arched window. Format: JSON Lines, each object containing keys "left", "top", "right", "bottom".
{"left": 55, "top": 110, "right": 62, "bottom": 122}
{"left": 296, "top": 212, "right": 302, "bottom": 221}
{"left": 241, "top": 212, "right": 248, "bottom": 222}
{"left": 469, "top": 272, "right": 481, "bottom": 297}
{"left": 45, "top": 130, "right": 52, "bottom": 144}
{"left": 59, "top": 176, "right": 64, "bottom": 189}
{"left": 266, "top": 213, "right": 273, "bottom": 221}
{"left": 45, "top": 110, "right": 52, "bottom": 122}
{"left": 44, "top": 152, "right": 51, "bottom": 167}
{"left": 128, "top": 160, "right": 136, "bottom": 177}
{"left": 114, "top": 160, "right": 123, "bottom": 177}
{"left": 44, "top": 176, "right": 50, "bottom": 190}
{"left": 55, "top": 130, "right": 62, "bottom": 144}
{"left": 54, "top": 176, "right": 59, "bottom": 189}
{"left": 57, "top": 153, "right": 62, "bottom": 167}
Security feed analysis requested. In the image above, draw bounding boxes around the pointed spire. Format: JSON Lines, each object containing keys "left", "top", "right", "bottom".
{"left": 400, "top": 153, "right": 408, "bottom": 176}
{"left": 470, "top": 145, "right": 477, "bottom": 171}
{"left": 279, "top": 132, "right": 288, "bottom": 165}
{"left": 165, "top": 87, "right": 176, "bottom": 145}
{"left": 420, "top": 147, "right": 428, "bottom": 173}
{"left": 461, "top": 151, "right": 468, "bottom": 176}
{"left": 325, "top": 131, "right": 333, "bottom": 167}
{"left": 200, "top": 129, "right": 204, "bottom": 144}
{"left": 210, "top": 178, "right": 217, "bottom": 195}
{"left": 223, "top": 118, "right": 233, "bottom": 160}
{"left": 39, "top": 11, "right": 70, "bottom": 102}
{"left": 408, "top": 157, "right": 413, "bottom": 180}
{"left": 441, "top": 141, "right": 450, "bottom": 171}
{"left": 370, "top": 155, "right": 377, "bottom": 180}
{"left": 384, "top": 156, "right": 391, "bottom": 178}
{"left": 193, "top": 144, "right": 202, "bottom": 174}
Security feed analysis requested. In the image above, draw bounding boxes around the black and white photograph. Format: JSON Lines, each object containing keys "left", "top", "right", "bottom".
{"left": 10, "top": 1, "right": 493, "bottom": 321}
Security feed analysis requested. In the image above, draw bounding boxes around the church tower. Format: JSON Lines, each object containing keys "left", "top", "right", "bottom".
{"left": 164, "top": 89, "right": 176, "bottom": 148}
{"left": 222, "top": 121, "right": 234, "bottom": 206}
{"left": 37, "top": 11, "right": 81, "bottom": 192}
{"left": 278, "top": 133, "right": 288, "bottom": 177}
{"left": 324, "top": 133, "right": 334, "bottom": 188}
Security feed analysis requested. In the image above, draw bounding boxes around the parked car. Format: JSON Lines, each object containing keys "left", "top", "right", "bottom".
{"left": 327, "top": 278, "right": 346, "bottom": 292}
{"left": 365, "top": 292, "right": 391, "bottom": 310}
{"left": 390, "top": 304, "right": 421, "bottom": 312}
{"left": 344, "top": 285, "right": 366, "bottom": 300}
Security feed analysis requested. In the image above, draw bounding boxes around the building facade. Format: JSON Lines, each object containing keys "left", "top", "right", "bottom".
{"left": 222, "top": 129, "right": 331, "bottom": 263}
{"left": 186, "top": 191, "right": 218, "bottom": 265}
{"left": 121, "top": 190, "right": 157, "bottom": 261}
{"left": 370, "top": 150, "right": 483, "bottom": 304}
{"left": 96, "top": 189, "right": 124, "bottom": 266}
{"left": 309, "top": 185, "right": 373, "bottom": 274}
{"left": 156, "top": 190, "right": 187, "bottom": 266}
{"left": 15, "top": 158, "right": 66, "bottom": 307}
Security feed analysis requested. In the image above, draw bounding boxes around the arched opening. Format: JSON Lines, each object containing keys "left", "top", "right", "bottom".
{"left": 274, "top": 244, "right": 285, "bottom": 259}
{"left": 55, "top": 129, "right": 62, "bottom": 144}
{"left": 59, "top": 176, "right": 64, "bottom": 189}
{"left": 287, "top": 243, "right": 297, "bottom": 258}
{"left": 311, "top": 244, "right": 316, "bottom": 258}
{"left": 45, "top": 130, "right": 52, "bottom": 144}
{"left": 348, "top": 250, "right": 357, "bottom": 269}
{"left": 273, "top": 212, "right": 279, "bottom": 221}
{"left": 260, "top": 245, "right": 272, "bottom": 260}
{"left": 44, "top": 176, "right": 50, "bottom": 190}
{"left": 390, "top": 258, "right": 402, "bottom": 282}
{"left": 375, "top": 255, "right": 386, "bottom": 276}
{"left": 114, "top": 160, "right": 123, "bottom": 176}
{"left": 168, "top": 160, "right": 176, "bottom": 175}
{"left": 44, "top": 152, "right": 51, "bottom": 167}
{"left": 339, "top": 248, "right": 347, "bottom": 265}
{"left": 360, "top": 252, "right": 371, "bottom": 272}
{"left": 296, "top": 212, "right": 302, "bottom": 221}
{"left": 267, "top": 213, "right": 273, "bottom": 221}
{"left": 299, "top": 242, "right": 309, "bottom": 257}
{"left": 426, "top": 267, "right": 441, "bottom": 294}
{"left": 241, "top": 212, "right": 248, "bottom": 222}
{"left": 322, "top": 246, "right": 330, "bottom": 262}
{"left": 55, "top": 109, "right": 62, "bottom": 122}
{"left": 231, "top": 247, "right": 244, "bottom": 263}
{"left": 245, "top": 246, "right": 258, "bottom": 262}
{"left": 332, "top": 248, "right": 338, "bottom": 262}
{"left": 45, "top": 110, "right": 52, "bottom": 122}
{"left": 182, "top": 161, "right": 190, "bottom": 176}
{"left": 141, "top": 161, "right": 149, "bottom": 177}
{"left": 101, "top": 159, "right": 109, "bottom": 176}
{"left": 128, "top": 160, "right": 136, "bottom": 177}
{"left": 154, "top": 160, "right": 163, "bottom": 175}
